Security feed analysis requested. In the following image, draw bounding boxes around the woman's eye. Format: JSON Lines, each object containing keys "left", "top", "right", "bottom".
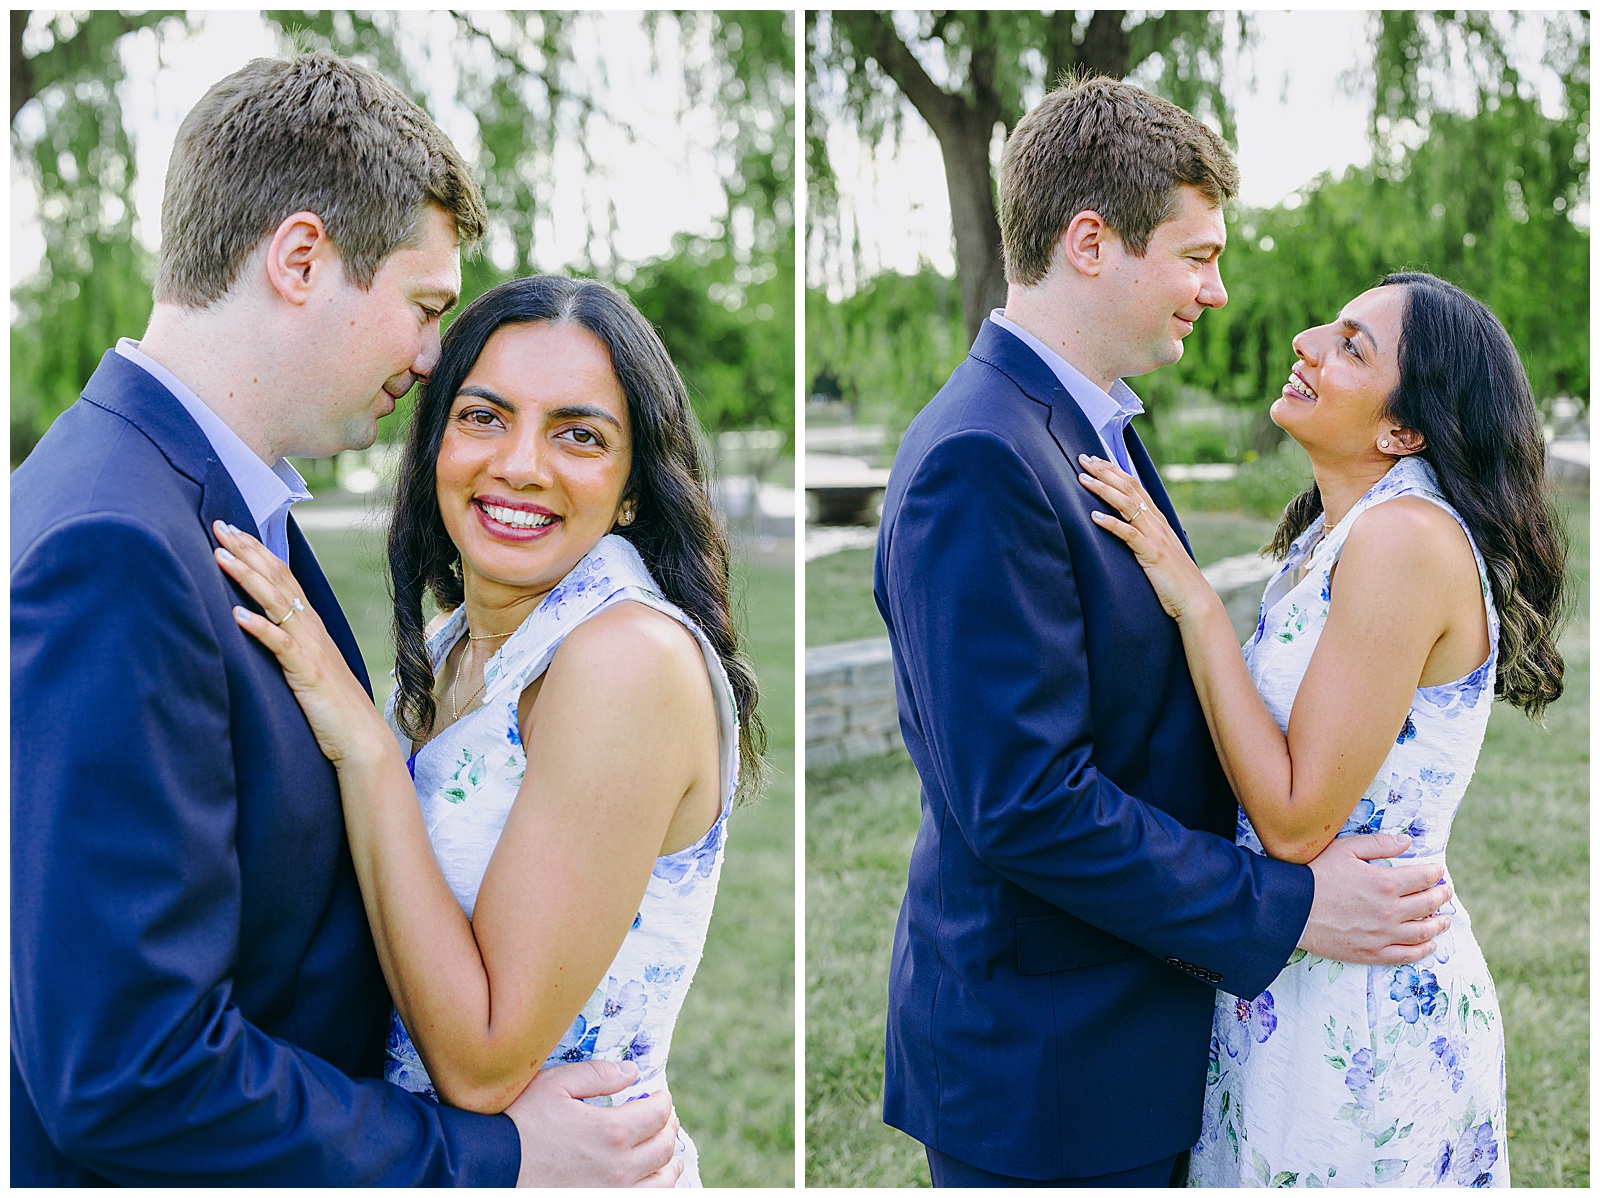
{"left": 457, "top": 408, "right": 498, "bottom": 426}
{"left": 565, "top": 427, "right": 600, "bottom": 446}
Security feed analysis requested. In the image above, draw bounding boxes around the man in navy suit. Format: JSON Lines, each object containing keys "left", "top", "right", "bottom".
{"left": 12, "top": 52, "right": 677, "bottom": 1186}
{"left": 875, "top": 76, "right": 1455, "bottom": 1187}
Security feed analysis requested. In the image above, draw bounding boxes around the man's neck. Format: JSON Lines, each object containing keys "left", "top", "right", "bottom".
{"left": 138, "top": 302, "right": 282, "bottom": 464}
{"left": 1001, "top": 282, "right": 1121, "bottom": 394}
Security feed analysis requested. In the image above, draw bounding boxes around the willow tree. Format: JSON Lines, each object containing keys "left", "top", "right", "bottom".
{"left": 807, "top": 9, "right": 1244, "bottom": 342}
{"left": 11, "top": 9, "right": 795, "bottom": 463}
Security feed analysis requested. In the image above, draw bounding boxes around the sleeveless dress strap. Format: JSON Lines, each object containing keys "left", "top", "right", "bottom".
{"left": 1317, "top": 456, "right": 1500, "bottom": 658}
{"left": 467, "top": 535, "right": 742, "bottom": 809}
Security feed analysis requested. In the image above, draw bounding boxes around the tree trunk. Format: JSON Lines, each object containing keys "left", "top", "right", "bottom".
{"left": 839, "top": 11, "right": 1149, "bottom": 344}
{"left": 937, "top": 109, "right": 1006, "bottom": 343}
{"left": 12, "top": 11, "right": 34, "bottom": 123}
{"left": 835, "top": 11, "right": 1007, "bottom": 342}
{"left": 1075, "top": 11, "right": 1131, "bottom": 82}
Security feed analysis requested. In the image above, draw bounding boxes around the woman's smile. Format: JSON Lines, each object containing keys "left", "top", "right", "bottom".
{"left": 435, "top": 320, "right": 633, "bottom": 607}
{"left": 473, "top": 496, "right": 560, "bottom": 539}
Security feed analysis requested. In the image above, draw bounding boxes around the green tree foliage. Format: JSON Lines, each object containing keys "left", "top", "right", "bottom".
{"left": 9, "top": 11, "right": 186, "bottom": 460}
{"left": 805, "top": 269, "right": 965, "bottom": 437}
{"left": 808, "top": 9, "right": 1244, "bottom": 340}
{"left": 808, "top": 11, "right": 1589, "bottom": 434}
{"left": 1180, "top": 12, "right": 1589, "bottom": 414}
{"left": 11, "top": 10, "right": 794, "bottom": 465}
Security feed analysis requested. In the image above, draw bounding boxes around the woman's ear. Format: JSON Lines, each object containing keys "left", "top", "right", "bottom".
{"left": 1381, "top": 426, "right": 1427, "bottom": 457}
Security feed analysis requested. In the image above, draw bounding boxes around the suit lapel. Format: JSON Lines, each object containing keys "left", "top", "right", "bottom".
{"left": 968, "top": 322, "right": 1109, "bottom": 471}
{"left": 971, "top": 322, "right": 1199, "bottom": 568}
{"left": 82, "top": 349, "right": 373, "bottom": 699}
{"left": 1123, "top": 424, "right": 1195, "bottom": 561}
{"left": 288, "top": 515, "right": 374, "bottom": 699}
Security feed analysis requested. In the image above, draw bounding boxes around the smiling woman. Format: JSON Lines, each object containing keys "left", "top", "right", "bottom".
{"left": 436, "top": 322, "right": 635, "bottom": 607}
{"left": 214, "top": 273, "right": 767, "bottom": 1186}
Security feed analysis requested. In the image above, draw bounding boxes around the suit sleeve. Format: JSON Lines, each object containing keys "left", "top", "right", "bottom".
{"left": 883, "top": 429, "right": 1312, "bottom": 998}
{"left": 10, "top": 514, "right": 520, "bottom": 1185}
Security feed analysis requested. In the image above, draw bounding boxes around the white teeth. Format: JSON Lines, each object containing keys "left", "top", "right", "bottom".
{"left": 480, "top": 502, "right": 553, "bottom": 529}
{"left": 1287, "top": 373, "right": 1317, "bottom": 401}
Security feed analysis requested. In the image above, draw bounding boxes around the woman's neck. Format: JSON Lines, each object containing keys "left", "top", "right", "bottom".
{"left": 1309, "top": 454, "right": 1400, "bottom": 528}
{"left": 458, "top": 583, "right": 546, "bottom": 643}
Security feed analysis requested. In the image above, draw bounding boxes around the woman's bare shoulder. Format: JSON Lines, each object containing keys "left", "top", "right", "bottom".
{"left": 547, "top": 600, "right": 707, "bottom": 697}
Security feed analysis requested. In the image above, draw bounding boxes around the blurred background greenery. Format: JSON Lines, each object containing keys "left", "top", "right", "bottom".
{"left": 805, "top": 10, "right": 1589, "bottom": 469}
{"left": 12, "top": 9, "right": 795, "bottom": 1185}
{"left": 11, "top": 9, "right": 796, "bottom": 477}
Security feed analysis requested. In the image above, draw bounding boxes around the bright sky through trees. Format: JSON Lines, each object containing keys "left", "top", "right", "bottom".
{"left": 10, "top": 11, "right": 729, "bottom": 287}
{"left": 810, "top": 10, "right": 1583, "bottom": 299}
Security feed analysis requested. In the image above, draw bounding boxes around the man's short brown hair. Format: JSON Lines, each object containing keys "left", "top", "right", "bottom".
{"left": 999, "top": 74, "right": 1240, "bottom": 286}
{"left": 154, "top": 51, "right": 487, "bottom": 308}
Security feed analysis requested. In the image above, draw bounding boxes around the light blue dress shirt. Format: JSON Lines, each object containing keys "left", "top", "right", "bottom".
{"left": 987, "top": 309, "right": 1144, "bottom": 482}
{"left": 115, "top": 339, "right": 310, "bottom": 563}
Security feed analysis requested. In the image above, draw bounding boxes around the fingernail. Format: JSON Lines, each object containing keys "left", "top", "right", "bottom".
{"left": 233, "top": 606, "right": 250, "bottom": 623}
{"left": 216, "top": 546, "right": 236, "bottom": 563}
{"left": 226, "top": 522, "right": 242, "bottom": 535}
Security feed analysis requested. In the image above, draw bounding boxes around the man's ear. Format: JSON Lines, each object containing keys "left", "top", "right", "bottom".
{"left": 1059, "top": 209, "right": 1114, "bottom": 277}
{"left": 264, "top": 210, "right": 338, "bottom": 306}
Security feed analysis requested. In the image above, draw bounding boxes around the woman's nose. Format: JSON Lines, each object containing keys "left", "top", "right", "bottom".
{"left": 494, "top": 431, "right": 553, "bottom": 488}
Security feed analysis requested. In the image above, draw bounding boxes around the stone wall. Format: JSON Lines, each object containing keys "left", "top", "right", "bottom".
{"left": 804, "top": 552, "right": 1280, "bottom": 768}
{"left": 803, "top": 637, "right": 901, "bottom": 767}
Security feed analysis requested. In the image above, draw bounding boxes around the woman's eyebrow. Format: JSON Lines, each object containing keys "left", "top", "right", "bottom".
{"left": 548, "top": 403, "right": 624, "bottom": 431}
{"left": 1341, "top": 317, "right": 1380, "bottom": 353}
{"left": 456, "top": 384, "right": 514, "bottom": 411}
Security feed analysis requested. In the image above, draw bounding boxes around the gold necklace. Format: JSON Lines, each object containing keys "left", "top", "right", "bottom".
{"left": 449, "top": 627, "right": 513, "bottom": 720}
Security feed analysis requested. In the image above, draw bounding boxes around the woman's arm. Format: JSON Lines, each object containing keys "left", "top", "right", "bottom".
{"left": 341, "top": 602, "right": 710, "bottom": 1112}
{"left": 214, "top": 524, "right": 714, "bottom": 1113}
{"left": 1077, "top": 457, "right": 1465, "bottom": 864}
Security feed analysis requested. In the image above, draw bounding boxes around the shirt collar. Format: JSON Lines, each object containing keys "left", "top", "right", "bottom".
{"left": 987, "top": 309, "right": 1145, "bottom": 437}
{"left": 115, "top": 339, "right": 310, "bottom": 537}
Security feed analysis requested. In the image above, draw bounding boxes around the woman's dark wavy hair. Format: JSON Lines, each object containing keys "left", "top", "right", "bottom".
{"left": 1268, "top": 271, "right": 1568, "bottom": 719}
{"left": 388, "top": 275, "right": 766, "bottom": 797}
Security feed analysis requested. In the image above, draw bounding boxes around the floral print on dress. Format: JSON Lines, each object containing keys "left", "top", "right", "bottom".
{"left": 1190, "top": 457, "right": 1508, "bottom": 1189}
{"left": 380, "top": 535, "right": 739, "bottom": 1188}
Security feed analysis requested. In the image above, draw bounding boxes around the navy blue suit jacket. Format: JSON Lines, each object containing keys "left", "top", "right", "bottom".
{"left": 11, "top": 351, "right": 519, "bottom": 1185}
{"left": 875, "top": 322, "right": 1316, "bottom": 1179}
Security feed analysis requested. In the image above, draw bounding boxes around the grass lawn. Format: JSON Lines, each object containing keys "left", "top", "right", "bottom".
{"left": 805, "top": 510, "right": 1280, "bottom": 648}
{"left": 304, "top": 521, "right": 796, "bottom": 1187}
{"left": 804, "top": 498, "right": 1588, "bottom": 1187}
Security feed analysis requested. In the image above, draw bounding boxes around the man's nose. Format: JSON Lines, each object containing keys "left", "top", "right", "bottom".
{"left": 414, "top": 322, "right": 442, "bottom": 380}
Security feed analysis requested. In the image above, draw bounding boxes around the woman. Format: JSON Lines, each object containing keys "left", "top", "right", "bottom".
{"left": 1077, "top": 272, "right": 1565, "bottom": 1188}
{"left": 214, "top": 275, "right": 764, "bottom": 1187}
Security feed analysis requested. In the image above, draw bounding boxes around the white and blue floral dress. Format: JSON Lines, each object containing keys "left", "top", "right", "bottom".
{"left": 1189, "top": 457, "right": 1508, "bottom": 1188}
{"left": 383, "top": 535, "right": 740, "bottom": 1188}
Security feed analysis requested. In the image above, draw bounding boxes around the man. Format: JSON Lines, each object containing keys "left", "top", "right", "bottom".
{"left": 12, "top": 52, "right": 678, "bottom": 1186}
{"left": 875, "top": 76, "right": 1454, "bottom": 1188}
